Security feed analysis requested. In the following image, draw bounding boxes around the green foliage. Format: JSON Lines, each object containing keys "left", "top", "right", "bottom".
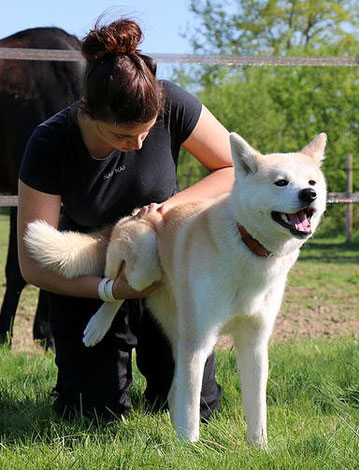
{"left": 188, "top": 0, "right": 359, "bottom": 55}
{"left": 197, "top": 61, "right": 359, "bottom": 192}
{"left": 173, "top": 0, "right": 359, "bottom": 233}
{"left": 177, "top": 148, "right": 209, "bottom": 189}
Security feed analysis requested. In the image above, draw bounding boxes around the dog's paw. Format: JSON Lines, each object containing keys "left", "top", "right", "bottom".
{"left": 82, "top": 301, "right": 123, "bottom": 347}
{"left": 83, "top": 315, "right": 108, "bottom": 347}
{"left": 246, "top": 432, "right": 268, "bottom": 449}
{"left": 176, "top": 425, "right": 200, "bottom": 443}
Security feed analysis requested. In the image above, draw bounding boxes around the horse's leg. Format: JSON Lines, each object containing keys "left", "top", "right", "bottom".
{"left": 33, "top": 290, "right": 54, "bottom": 350}
{"left": 0, "top": 208, "right": 26, "bottom": 345}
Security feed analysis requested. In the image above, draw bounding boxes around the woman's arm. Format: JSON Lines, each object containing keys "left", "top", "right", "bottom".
{"left": 161, "top": 105, "right": 234, "bottom": 212}
{"left": 17, "top": 181, "right": 158, "bottom": 299}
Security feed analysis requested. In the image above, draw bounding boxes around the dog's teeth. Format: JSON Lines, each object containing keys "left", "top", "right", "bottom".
{"left": 281, "top": 213, "right": 289, "bottom": 224}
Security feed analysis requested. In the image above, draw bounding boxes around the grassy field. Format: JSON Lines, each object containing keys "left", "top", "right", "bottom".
{"left": 0, "top": 213, "right": 358, "bottom": 469}
{"left": 0, "top": 340, "right": 358, "bottom": 469}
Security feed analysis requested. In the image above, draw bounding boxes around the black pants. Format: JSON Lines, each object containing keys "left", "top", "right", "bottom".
{"left": 48, "top": 292, "right": 222, "bottom": 420}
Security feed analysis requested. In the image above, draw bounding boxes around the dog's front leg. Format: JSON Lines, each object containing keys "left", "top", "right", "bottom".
{"left": 233, "top": 320, "right": 270, "bottom": 448}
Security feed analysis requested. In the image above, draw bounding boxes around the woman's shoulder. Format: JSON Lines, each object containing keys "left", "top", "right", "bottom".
{"left": 158, "top": 81, "right": 202, "bottom": 143}
{"left": 37, "top": 103, "right": 78, "bottom": 134}
{"left": 160, "top": 80, "right": 201, "bottom": 114}
{"left": 19, "top": 103, "right": 79, "bottom": 195}
{"left": 23, "top": 103, "right": 79, "bottom": 159}
{"left": 27, "top": 103, "right": 79, "bottom": 151}
{"left": 160, "top": 80, "right": 196, "bottom": 101}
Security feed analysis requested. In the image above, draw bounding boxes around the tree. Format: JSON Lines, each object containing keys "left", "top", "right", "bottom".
{"left": 176, "top": 0, "right": 359, "bottom": 233}
{"left": 188, "top": 0, "right": 359, "bottom": 55}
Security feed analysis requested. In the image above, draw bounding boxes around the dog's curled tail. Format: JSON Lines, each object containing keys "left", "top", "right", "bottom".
{"left": 24, "top": 220, "right": 107, "bottom": 279}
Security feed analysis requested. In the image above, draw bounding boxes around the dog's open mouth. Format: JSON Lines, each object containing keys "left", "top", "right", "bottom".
{"left": 271, "top": 208, "right": 315, "bottom": 238}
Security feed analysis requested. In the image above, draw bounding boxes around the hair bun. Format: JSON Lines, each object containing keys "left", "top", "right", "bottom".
{"left": 81, "top": 19, "right": 143, "bottom": 61}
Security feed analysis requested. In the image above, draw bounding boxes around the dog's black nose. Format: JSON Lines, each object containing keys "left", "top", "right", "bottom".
{"left": 299, "top": 188, "right": 317, "bottom": 203}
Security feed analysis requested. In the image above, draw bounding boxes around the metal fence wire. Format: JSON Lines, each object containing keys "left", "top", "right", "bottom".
{"left": 0, "top": 46, "right": 358, "bottom": 238}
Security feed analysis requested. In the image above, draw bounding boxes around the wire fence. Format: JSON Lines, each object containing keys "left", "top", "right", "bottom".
{"left": 1, "top": 47, "right": 359, "bottom": 66}
{"left": 0, "top": 46, "right": 358, "bottom": 238}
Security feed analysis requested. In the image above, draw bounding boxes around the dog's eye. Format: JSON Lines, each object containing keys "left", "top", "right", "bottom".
{"left": 308, "top": 180, "right": 316, "bottom": 186}
{"left": 274, "top": 179, "right": 289, "bottom": 187}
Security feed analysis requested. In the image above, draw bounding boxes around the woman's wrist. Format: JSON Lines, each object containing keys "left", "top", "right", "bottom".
{"left": 97, "top": 278, "right": 117, "bottom": 302}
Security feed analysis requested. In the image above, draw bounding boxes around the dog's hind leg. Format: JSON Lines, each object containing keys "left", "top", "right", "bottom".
{"left": 232, "top": 318, "right": 271, "bottom": 448}
{"left": 169, "top": 331, "right": 217, "bottom": 442}
{"left": 82, "top": 300, "right": 124, "bottom": 347}
{"left": 106, "top": 222, "right": 161, "bottom": 292}
{"left": 82, "top": 219, "right": 162, "bottom": 348}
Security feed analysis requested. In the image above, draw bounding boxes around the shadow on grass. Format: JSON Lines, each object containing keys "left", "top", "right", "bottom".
{"left": 0, "top": 394, "right": 110, "bottom": 445}
{"left": 299, "top": 239, "right": 359, "bottom": 264}
{"left": 0, "top": 383, "right": 167, "bottom": 447}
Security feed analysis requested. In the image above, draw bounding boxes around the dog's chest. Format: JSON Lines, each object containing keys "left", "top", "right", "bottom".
{"left": 235, "top": 261, "right": 283, "bottom": 308}
{"left": 200, "top": 249, "right": 293, "bottom": 321}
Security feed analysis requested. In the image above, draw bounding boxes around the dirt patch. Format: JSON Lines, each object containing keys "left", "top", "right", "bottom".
{"left": 217, "top": 285, "right": 359, "bottom": 349}
{"left": 2, "top": 214, "right": 357, "bottom": 353}
{"left": 8, "top": 284, "right": 359, "bottom": 353}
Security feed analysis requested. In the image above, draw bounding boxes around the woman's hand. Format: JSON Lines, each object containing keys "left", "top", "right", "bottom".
{"left": 110, "top": 201, "right": 166, "bottom": 300}
{"left": 112, "top": 262, "right": 162, "bottom": 300}
{"left": 134, "top": 201, "right": 170, "bottom": 218}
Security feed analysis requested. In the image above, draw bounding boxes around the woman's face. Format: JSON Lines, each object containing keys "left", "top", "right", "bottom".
{"left": 93, "top": 117, "right": 157, "bottom": 152}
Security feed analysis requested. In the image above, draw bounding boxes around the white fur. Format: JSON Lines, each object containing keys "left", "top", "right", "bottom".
{"left": 24, "top": 133, "right": 327, "bottom": 446}
{"left": 24, "top": 220, "right": 108, "bottom": 278}
{"left": 83, "top": 300, "right": 123, "bottom": 346}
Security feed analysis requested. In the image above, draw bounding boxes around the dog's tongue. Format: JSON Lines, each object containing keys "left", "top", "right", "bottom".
{"left": 289, "top": 210, "right": 311, "bottom": 232}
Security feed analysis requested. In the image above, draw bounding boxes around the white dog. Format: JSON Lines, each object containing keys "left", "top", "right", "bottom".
{"left": 25, "top": 132, "right": 327, "bottom": 447}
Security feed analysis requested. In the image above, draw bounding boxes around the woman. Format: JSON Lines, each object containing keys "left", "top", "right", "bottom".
{"left": 17, "top": 18, "right": 234, "bottom": 419}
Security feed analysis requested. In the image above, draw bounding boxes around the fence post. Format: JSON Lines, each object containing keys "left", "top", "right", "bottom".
{"left": 346, "top": 154, "right": 353, "bottom": 242}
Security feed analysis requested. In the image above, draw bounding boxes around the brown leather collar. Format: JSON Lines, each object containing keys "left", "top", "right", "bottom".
{"left": 238, "top": 225, "right": 273, "bottom": 258}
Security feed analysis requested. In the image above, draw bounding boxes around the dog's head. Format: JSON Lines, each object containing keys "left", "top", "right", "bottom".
{"left": 229, "top": 132, "right": 327, "bottom": 253}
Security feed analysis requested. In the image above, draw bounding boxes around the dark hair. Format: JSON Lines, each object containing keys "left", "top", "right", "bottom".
{"left": 80, "top": 18, "right": 165, "bottom": 124}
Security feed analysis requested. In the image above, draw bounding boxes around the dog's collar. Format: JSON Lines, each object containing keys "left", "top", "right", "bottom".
{"left": 237, "top": 225, "right": 273, "bottom": 258}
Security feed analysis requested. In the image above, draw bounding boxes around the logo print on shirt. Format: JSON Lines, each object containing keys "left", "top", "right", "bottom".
{"left": 103, "top": 165, "right": 126, "bottom": 180}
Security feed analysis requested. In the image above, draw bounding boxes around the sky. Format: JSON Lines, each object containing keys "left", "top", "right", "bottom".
{"left": 2, "top": 1, "right": 194, "bottom": 54}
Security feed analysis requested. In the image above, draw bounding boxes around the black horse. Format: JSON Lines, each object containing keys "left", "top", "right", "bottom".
{"left": 0, "top": 27, "right": 83, "bottom": 347}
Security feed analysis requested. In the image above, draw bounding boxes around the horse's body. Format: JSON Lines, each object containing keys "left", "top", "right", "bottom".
{"left": 0, "top": 27, "right": 83, "bottom": 346}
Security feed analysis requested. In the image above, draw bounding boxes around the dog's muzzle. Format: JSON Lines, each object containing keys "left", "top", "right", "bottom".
{"left": 271, "top": 207, "right": 315, "bottom": 238}
{"left": 271, "top": 187, "right": 319, "bottom": 238}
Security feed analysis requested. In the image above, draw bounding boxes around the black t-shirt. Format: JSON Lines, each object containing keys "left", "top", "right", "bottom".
{"left": 20, "top": 80, "right": 202, "bottom": 230}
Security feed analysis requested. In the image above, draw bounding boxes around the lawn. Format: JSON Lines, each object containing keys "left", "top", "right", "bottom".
{"left": 0, "top": 339, "right": 358, "bottom": 469}
{"left": 0, "top": 213, "right": 358, "bottom": 469}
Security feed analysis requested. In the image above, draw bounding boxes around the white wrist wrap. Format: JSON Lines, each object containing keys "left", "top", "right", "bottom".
{"left": 97, "top": 278, "right": 117, "bottom": 302}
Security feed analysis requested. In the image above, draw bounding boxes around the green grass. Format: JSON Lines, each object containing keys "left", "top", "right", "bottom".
{"left": 277, "top": 234, "right": 359, "bottom": 342}
{"left": 0, "top": 214, "right": 358, "bottom": 468}
{"left": 0, "top": 339, "right": 358, "bottom": 469}
{"left": 297, "top": 238, "right": 358, "bottom": 308}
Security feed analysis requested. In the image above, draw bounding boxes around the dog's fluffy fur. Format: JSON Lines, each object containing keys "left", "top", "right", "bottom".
{"left": 25, "top": 132, "right": 327, "bottom": 446}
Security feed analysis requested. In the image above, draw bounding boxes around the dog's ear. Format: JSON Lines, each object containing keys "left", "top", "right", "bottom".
{"left": 300, "top": 133, "right": 327, "bottom": 166}
{"left": 230, "top": 132, "right": 259, "bottom": 175}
